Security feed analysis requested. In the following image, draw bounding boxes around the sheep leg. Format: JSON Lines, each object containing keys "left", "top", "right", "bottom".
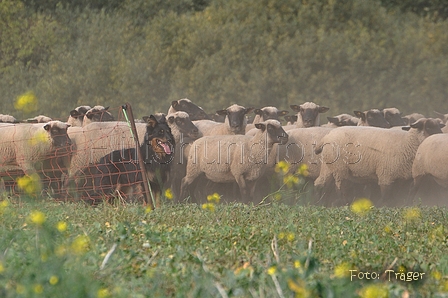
{"left": 379, "top": 184, "right": 393, "bottom": 205}
{"left": 408, "top": 176, "right": 422, "bottom": 203}
{"left": 235, "top": 175, "right": 248, "bottom": 202}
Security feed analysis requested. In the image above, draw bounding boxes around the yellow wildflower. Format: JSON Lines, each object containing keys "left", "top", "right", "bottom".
{"left": 431, "top": 270, "right": 442, "bottom": 280}
{"left": 30, "top": 130, "right": 50, "bottom": 146}
{"left": 33, "top": 284, "right": 44, "bottom": 294}
{"left": 0, "top": 261, "right": 4, "bottom": 273}
{"left": 297, "top": 163, "right": 309, "bottom": 177}
{"left": 288, "top": 279, "right": 311, "bottom": 297}
{"left": 334, "top": 262, "right": 351, "bottom": 278}
{"left": 403, "top": 207, "right": 421, "bottom": 221}
{"left": 267, "top": 266, "right": 277, "bottom": 276}
{"left": 97, "top": 288, "right": 110, "bottom": 298}
{"left": 350, "top": 198, "right": 373, "bottom": 216}
{"left": 16, "top": 174, "right": 41, "bottom": 196}
{"left": 201, "top": 203, "right": 215, "bottom": 212}
{"left": 145, "top": 206, "right": 152, "bottom": 213}
{"left": 283, "top": 174, "right": 299, "bottom": 188}
{"left": 383, "top": 225, "right": 392, "bottom": 234}
{"left": 56, "top": 221, "right": 67, "bottom": 232}
{"left": 287, "top": 232, "right": 295, "bottom": 242}
{"left": 16, "top": 284, "right": 25, "bottom": 294}
{"left": 71, "top": 235, "right": 90, "bottom": 255}
{"left": 14, "top": 91, "right": 38, "bottom": 114}
{"left": 207, "top": 192, "right": 221, "bottom": 204}
{"left": 49, "top": 275, "right": 59, "bottom": 285}
{"left": 273, "top": 193, "right": 282, "bottom": 201}
{"left": 359, "top": 284, "right": 388, "bottom": 298}
{"left": 29, "top": 210, "right": 46, "bottom": 226}
{"left": 294, "top": 260, "right": 301, "bottom": 269}
{"left": 164, "top": 188, "right": 173, "bottom": 200}
{"left": 278, "top": 232, "right": 286, "bottom": 240}
{"left": 275, "top": 161, "right": 289, "bottom": 174}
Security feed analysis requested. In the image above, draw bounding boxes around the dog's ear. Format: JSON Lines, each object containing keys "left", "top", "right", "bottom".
{"left": 145, "top": 115, "right": 158, "bottom": 128}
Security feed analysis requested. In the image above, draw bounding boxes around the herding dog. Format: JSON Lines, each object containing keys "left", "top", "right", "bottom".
{"left": 92, "top": 115, "right": 175, "bottom": 204}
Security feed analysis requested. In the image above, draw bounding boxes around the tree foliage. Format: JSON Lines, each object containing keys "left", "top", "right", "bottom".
{"left": 0, "top": 0, "right": 448, "bottom": 120}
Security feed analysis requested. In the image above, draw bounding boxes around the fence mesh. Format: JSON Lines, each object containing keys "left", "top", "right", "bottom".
{"left": 0, "top": 105, "right": 154, "bottom": 204}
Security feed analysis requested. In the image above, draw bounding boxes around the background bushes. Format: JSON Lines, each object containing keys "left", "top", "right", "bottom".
{"left": 1, "top": 0, "right": 447, "bottom": 120}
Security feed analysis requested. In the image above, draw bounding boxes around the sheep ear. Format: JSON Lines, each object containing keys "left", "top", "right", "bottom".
{"left": 354, "top": 111, "right": 365, "bottom": 120}
{"left": 440, "top": 123, "right": 446, "bottom": 128}
{"left": 43, "top": 124, "right": 51, "bottom": 131}
{"left": 27, "top": 119, "right": 38, "bottom": 123}
{"left": 104, "top": 106, "right": 110, "bottom": 110}
{"left": 318, "top": 106, "right": 330, "bottom": 113}
{"left": 245, "top": 107, "right": 254, "bottom": 114}
{"left": 278, "top": 110, "right": 289, "bottom": 116}
{"left": 410, "top": 119, "right": 424, "bottom": 129}
{"left": 255, "top": 123, "right": 266, "bottom": 131}
{"left": 327, "top": 117, "right": 338, "bottom": 124}
{"left": 142, "top": 116, "right": 150, "bottom": 123}
{"left": 254, "top": 109, "right": 262, "bottom": 115}
{"left": 70, "top": 110, "right": 80, "bottom": 118}
{"left": 171, "top": 100, "right": 179, "bottom": 109}
{"left": 290, "top": 105, "right": 300, "bottom": 112}
{"left": 215, "top": 109, "right": 228, "bottom": 116}
{"left": 434, "top": 111, "right": 444, "bottom": 119}
{"left": 402, "top": 126, "right": 411, "bottom": 131}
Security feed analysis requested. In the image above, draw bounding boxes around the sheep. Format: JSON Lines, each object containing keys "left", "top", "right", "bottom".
{"left": 65, "top": 121, "right": 148, "bottom": 196}
{"left": 282, "top": 102, "right": 329, "bottom": 130}
{"left": 193, "top": 104, "right": 254, "bottom": 136}
{"left": 168, "top": 98, "right": 210, "bottom": 121}
{"left": 245, "top": 106, "right": 289, "bottom": 132}
{"left": 26, "top": 115, "right": 53, "bottom": 123}
{"left": 0, "top": 121, "right": 72, "bottom": 194}
{"left": 382, "top": 107, "right": 406, "bottom": 127}
{"left": 314, "top": 118, "right": 444, "bottom": 204}
{"left": 67, "top": 105, "right": 92, "bottom": 127}
{"left": 322, "top": 113, "right": 359, "bottom": 128}
{"left": 179, "top": 119, "right": 288, "bottom": 203}
{"left": 409, "top": 133, "right": 448, "bottom": 202}
{"left": 434, "top": 111, "right": 448, "bottom": 123}
{"left": 276, "top": 127, "right": 334, "bottom": 179}
{"left": 402, "top": 113, "right": 425, "bottom": 125}
{"left": 284, "top": 115, "right": 298, "bottom": 125}
{"left": 354, "top": 109, "right": 391, "bottom": 128}
{"left": 164, "top": 111, "right": 202, "bottom": 201}
{"left": 82, "top": 105, "right": 115, "bottom": 127}
{"left": 0, "top": 114, "right": 19, "bottom": 123}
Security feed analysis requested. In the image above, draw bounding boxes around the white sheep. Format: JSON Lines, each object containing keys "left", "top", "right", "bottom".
{"left": 180, "top": 119, "right": 288, "bottom": 203}
{"left": 0, "top": 121, "right": 72, "bottom": 194}
{"left": 276, "top": 127, "right": 334, "bottom": 179}
{"left": 314, "top": 118, "right": 443, "bottom": 203}
{"left": 193, "top": 104, "right": 253, "bottom": 136}
{"left": 67, "top": 105, "right": 92, "bottom": 127}
{"left": 409, "top": 133, "right": 448, "bottom": 200}
{"left": 26, "top": 115, "right": 53, "bottom": 123}
{"left": 245, "top": 106, "right": 289, "bottom": 132}
{"left": 82, "top": 105, "right": 115, "bottom": 127}
{"left": 167, "top": 98, "right": 210, "bottom": 121}
{"left": 382, "top": 107, "right": 406, "bottom": 127}
{"left": 65, "top": 121, "right": 148, "bottom": 193}
{"left": 354, "top": 109, "right": 390, "bottom": 128}
{"left": 282, "top": 102, "right": 329, "bottom": 130}
{"left": 322, "top": 113, "right": 359, "bottom": 128}
{"left": 0, "top": 114, "right": 19, "bottom": 123}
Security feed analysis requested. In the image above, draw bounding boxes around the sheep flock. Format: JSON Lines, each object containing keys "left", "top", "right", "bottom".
{"left": 1, "top": 99, "right": 448, "bottom": 207}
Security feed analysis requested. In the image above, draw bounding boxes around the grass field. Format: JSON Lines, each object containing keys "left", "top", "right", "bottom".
{"left": 0, "top": 194, "right": 447, "bottom": 298}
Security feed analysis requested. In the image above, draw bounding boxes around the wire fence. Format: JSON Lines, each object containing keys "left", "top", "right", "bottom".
{"left": 0, "top": 105, "right": 156, "bottom": 206}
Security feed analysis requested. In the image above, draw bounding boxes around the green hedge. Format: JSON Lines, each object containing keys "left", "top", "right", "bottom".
{"left": 1, "top": 0, "right": 447, "bottom": 120}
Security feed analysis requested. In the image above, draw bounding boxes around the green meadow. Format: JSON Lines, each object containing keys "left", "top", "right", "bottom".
{"left": 0, "top": 195, "right": 447, "bottom": 298}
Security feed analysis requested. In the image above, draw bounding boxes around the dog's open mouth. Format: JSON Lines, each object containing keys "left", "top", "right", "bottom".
{"left": 155, "top": 139, "right": 172, "bottom": 155}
